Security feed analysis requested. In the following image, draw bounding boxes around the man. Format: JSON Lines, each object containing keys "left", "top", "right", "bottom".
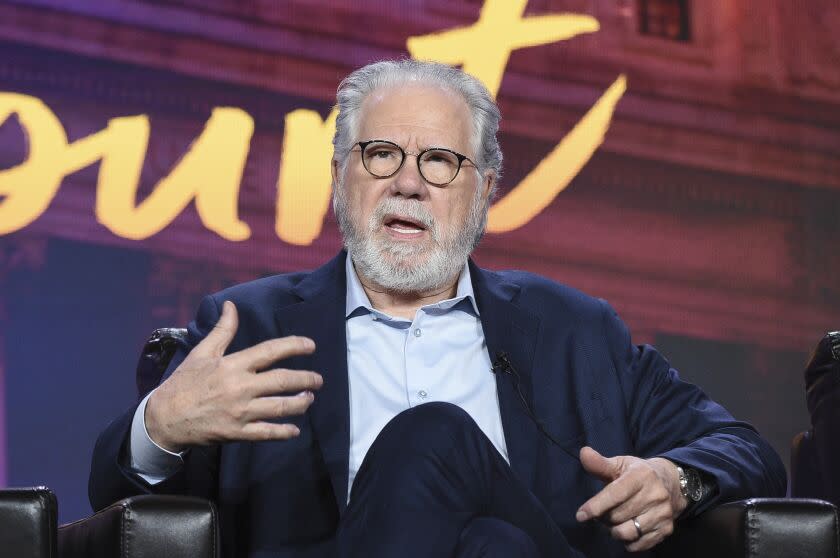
{"left": 90, "top": 60, "right": 786, "bottom": 558}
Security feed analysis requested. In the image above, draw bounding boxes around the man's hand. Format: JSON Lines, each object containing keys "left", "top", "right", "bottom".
{"left": 576, "top": 446, "right": 687, "bottom": 552}
{"left": 145, "top": 301, "right": 323, "bottom": 452}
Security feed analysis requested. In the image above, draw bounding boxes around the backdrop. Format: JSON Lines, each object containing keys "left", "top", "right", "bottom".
{"left": 1, "top": 0, "right": 838, "bottom": 523}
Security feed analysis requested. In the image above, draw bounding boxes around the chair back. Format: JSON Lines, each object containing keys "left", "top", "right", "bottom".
{"left": 135, "top": 328, "right": 188, "bottom": 400}
{"left": 0, "top": 487, "right": 57, "bottom": 558}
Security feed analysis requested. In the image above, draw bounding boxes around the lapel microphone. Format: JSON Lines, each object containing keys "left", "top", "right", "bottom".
{"left": 491, "top": 352, "right": 514, "bottom": 375}
{"left": 492, "top": 351, "right": 581, "bottom": 461}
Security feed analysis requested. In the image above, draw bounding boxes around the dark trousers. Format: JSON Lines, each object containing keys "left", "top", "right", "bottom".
{"left": 337, "top": 402, "right": 581, "bottom": 558}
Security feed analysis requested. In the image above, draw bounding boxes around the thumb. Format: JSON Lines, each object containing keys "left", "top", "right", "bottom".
{"left": 580, "top": 446, "right": 621, "bottom": 483}
{"left": 201, "top": 300, "right": 239, "bottom": 356}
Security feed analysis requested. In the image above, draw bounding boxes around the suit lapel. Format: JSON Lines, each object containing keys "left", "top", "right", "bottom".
{"left": 273, "top": 254, "right": 544, "bottom": 509}
{"left": 274, "top": 251, "right": 351, "bottom": 513}
{"left": 470, "top": 262, "right": 542, "bottom": 491}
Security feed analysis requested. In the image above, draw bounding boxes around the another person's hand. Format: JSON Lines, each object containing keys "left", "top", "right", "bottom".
{"left": 145, "top": 301, "right": 323, "bottom": 452}
{"left": 576, "top": 446, "right": 687, "bottom": 552}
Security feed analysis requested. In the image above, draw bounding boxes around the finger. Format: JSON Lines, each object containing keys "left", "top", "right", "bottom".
{"left": 229, "top": 336, "right": 316, "bottom": 371}
{"left": 625, "top": 530, "right": 666, "bottom": 553}
{"left": 242, "top": 392, "right": 315, "bottom": 422}
{"left": 249, "top": 369, "right": 323, "bottom": 397}
{"left": 607, "top": 476, "right": 670, "bottom": 525}
{"left": 200, "top": 300, "right": 239, "bottom": 356}
{"left": 624, "top": 515, "right": 673, "bottom": 552}
{"left": 576, "top": 471, "right": 644, "bottom": 522}
{"left": 610, "top": 509, "right": 655, "bottom": 542}
{"left": 624, "top": 528, "right": 661, "bottom": 553}
{"left": 580, "top": 446, "right": 622, "bottom": 483}
{"left": 239, "top": 421, "right": 301, "bottom": 441}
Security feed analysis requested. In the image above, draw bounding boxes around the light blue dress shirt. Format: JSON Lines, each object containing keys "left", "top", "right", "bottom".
{"left": 129, "top": 255, "right": 510, "bottom": 497}
{"left": 344, "top": 255, "right": 509, "bottom": 497}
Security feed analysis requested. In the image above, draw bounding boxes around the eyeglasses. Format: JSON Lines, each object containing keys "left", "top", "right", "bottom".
{"left": 352, "top": 139, "right": 479, "bottom": 186}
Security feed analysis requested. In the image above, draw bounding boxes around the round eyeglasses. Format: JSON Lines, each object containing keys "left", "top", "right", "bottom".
{"left": 353, "top": 139, "right": 478, "bottom": 186}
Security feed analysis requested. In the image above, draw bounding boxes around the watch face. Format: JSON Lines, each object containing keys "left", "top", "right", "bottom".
{"left": 686, "top": 468, "right": 704, "bottom": 502}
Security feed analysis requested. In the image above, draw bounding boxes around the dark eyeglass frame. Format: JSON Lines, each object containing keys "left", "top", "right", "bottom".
{"left": 353, "top": 139, "right": 479, "bottom": 186}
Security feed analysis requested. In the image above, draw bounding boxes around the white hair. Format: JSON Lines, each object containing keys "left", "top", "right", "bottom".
{"left": 332, "top": 59, "right": 503, "bottom": 192}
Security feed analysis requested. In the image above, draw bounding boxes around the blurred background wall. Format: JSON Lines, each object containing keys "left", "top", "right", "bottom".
{"left": 0, "top": 0, "right": 838, "bottom": 523}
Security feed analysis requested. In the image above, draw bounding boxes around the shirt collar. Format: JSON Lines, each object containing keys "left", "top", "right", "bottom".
{"left": 344, "top": 253, "right": 480, "bottom": 318}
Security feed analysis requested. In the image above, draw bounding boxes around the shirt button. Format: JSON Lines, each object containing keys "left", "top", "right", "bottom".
{"left": 418, "top": 390, "right": 428, "bottom": 398}
{"left": 413, "top": 328, "right": 422, "bottom": 337}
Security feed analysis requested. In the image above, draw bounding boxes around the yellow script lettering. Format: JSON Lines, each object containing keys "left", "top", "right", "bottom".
{"left": 0, "top": 99, "right": 253, "bottom": 240}
{"left": 407, "top": 0, "right": 623, "bottom": 232}
{"left": 486, "top": 75, "right": 627, "bottom": 232}
{"left": 0, "top": 93, "right": 69, "bottom": 234}
{"left": 408, "top": 0, "right": 600, "bottom": 99}
{"left": 275, "top": 108, "right": 338, "bottom": 245}
{"left": 95, "top": 108, "right": 252, "bottom": 240}
{"left": 0, "top": 1, "right": 626, "bottom": 244}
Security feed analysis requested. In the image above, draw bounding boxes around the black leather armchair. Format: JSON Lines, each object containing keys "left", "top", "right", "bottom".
{"left": 0, "top": 487, "right": 57, "bottom": 558}
{"left": 655, "top": 497, "right": 838, "bottom": 557}
{"left": 0, "top": 487, "right": 217, "bottom": 558}
{"left": 4, "top": 489, "right": 835, "bottom": 558}
{"left": 57, "top": 494, "right": 218, "bottom": 558}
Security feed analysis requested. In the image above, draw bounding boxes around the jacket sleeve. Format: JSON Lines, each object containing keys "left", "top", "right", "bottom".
{"left": 88, "top": 295, "right": 223, "bottom": 511}
{"left": 600, "top": 300, "right": 787, "bottom": 516}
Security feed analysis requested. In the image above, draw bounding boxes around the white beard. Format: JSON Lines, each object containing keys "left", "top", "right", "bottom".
{"left": 334, "top": 185, "right": 487, "bottom": 294}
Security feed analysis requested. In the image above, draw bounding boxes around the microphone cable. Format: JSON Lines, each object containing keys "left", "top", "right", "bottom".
{"left": 492, "top": 352, "right": 581, "bottom": 462}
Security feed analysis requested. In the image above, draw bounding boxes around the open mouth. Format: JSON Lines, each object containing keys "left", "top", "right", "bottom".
{"left": 383, "top": 214, "right": 428, "bottom": 237}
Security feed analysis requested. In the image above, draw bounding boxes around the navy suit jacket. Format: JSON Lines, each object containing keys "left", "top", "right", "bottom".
{"left": 90, "top": 251, "right": 786, "bottom": 557}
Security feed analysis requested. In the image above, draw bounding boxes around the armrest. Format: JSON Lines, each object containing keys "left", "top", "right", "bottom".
{"left": 655, "top": 498, "right": 838, "bottom": 558}
{"left": 0, "top": 486, "right": 57, "bottom": 558}
{"left": 58, "top": 495, "right": 218, "bottom": 558}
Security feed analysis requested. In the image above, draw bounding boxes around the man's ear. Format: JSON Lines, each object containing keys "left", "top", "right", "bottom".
{"left": 331, "top": 158, "right": 340, "bottom": 186}
{"left": 481, "top": 170, "right": 496, "bottom": 202}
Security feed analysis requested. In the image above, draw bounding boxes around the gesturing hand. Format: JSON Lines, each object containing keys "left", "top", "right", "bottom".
{"left": 575, "top": 446, "right": 687, "bottom": 552}
{"left": 145, "top": 300, "right": 323, "bottom": 452}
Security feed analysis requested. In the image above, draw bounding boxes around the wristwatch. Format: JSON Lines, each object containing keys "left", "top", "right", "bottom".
{"left": 676, "top": 465, "right": 704, "bottom": 503}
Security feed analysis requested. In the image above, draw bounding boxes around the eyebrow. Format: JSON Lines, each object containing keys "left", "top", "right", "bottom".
{"left": 366, "top": 138, "right": 467, "bottom": 154}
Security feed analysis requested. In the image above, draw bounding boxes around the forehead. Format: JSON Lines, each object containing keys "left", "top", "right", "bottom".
{"left": 357, "top": 83, "right": 473, "bottom": 151}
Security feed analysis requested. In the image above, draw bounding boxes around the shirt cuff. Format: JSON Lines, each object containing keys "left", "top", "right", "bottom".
{"left": 128, "top": 391, "right": 186, "bottom": 484}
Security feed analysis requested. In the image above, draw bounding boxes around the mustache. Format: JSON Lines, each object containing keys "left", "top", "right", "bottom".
{"left": 369, "top": 198, "right": 436, "bottom": 233}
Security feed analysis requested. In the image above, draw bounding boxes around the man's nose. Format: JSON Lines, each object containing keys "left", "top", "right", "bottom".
{"left": 389, "top": 156, "right": 428, "bottom": 199}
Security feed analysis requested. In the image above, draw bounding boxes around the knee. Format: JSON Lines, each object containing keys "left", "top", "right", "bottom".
{"left": 363, "top": 403, "right": 487, "bottom": 470}
{"left": 377, "top": 402, "right": 480, "bottom": 450}
{"left": 395, "top": 401, "right": 474, "bottom": 426}
{"left": 457, "top": 518, "right": 540, "bottom": 558}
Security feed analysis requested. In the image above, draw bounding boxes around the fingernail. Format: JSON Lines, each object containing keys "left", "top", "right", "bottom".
{"left": 576, "top": 510, "right": 588, "bottom": 522}
{"left": 303, "top": 338, "right": 315, "bottom": 349}
{"left": 298, "top": 390, "right": 314, "bottom": 399}
{"left": 290, "top": 425, "right": 301, "bottom": 436}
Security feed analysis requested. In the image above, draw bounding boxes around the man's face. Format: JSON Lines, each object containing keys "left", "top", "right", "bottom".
{"left": 333, "top": 84, "right": 494, "bottom": 293}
